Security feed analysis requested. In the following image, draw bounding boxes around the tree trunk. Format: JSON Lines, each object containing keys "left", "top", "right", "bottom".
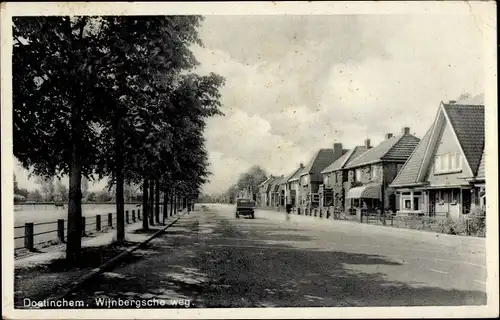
{"left": 115, "top": 116, "right": 125, "bottom": 242}
{"left": 66, "top": 101, "right": 83, "bottom": 265}
{"left": 170, "top": 191, "right": 174, "bottom": 217}
{"left": 149, "top": 179, "right": 155, "bottom": 225}
{"left": 155, "top": 179, "right": 160, "bottom": 224}
{"left": 142, "top": 177, "right": 149, "bottom": 230}
{"left": 163, "top": 188, "right": 169, "bottom": 224}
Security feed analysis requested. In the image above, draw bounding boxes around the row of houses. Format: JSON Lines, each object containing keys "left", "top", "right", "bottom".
{"left": 257, "top": 94, "right": 486, "bottom": 221}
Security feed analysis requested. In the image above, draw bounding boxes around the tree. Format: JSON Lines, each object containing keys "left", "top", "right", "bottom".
{"left": 81, "top": 177, "right": 89, "bottom": 200}
{"left": 13, "top": 15, "right": 224, "bottom": 262}
{"left": 13, "top": 16, "right": 114, "bottom": 264}
{"left": 55, "top": 179, "right": 69, "bottom": 202}
{"left": 27, "top": 189, "right": 43, "bottom": 202}
{"left": 38, "top": 177, "right": 55, "bottom": 202}
{"left": 87, "top": 191, "right": 96, "bottom": 202}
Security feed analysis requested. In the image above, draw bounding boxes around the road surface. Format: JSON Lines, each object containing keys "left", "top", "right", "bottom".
{"left": 68, "top": 203, "right": 486, "bottom": 307}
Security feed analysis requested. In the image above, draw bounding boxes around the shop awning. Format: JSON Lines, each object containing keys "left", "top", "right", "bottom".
{"left": 346, "top": 185, "right": 381, "bottom": 199}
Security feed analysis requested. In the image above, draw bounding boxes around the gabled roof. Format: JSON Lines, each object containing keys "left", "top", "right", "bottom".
{"left": 476, "top": 149, "right": 485, "bottom": 179}
{"left": 344, "top": 133, "right": 420, "bottom": 169}
{"left": 390, "top": 127, "right": 433, "bottom": 187}
{"left": 300, "top": 148, "right": 336, "bottom": 176}
{"left": 270, "top": 176, "right": 284, "bottom": 191}
{"left": 289, "top": 166, "right": 305, "bottom": 182}
{"left": 321, "top": 146, "right": 367, "bottom": 173}
{"left": 391, "top": 99, "right": 485, "bottom": 187}
{"left": 257, "top": 176, "right": 273, "bottom": 188}
{"left": 281, "top": 166, "right": 303, "bottom": 183}
{"left": 443, "top": 103, "right": 484, "bottom": 176}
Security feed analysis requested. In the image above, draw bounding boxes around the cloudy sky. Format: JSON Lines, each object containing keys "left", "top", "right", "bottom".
{"left": 14, "top": 13, "right": 487, "bottom": 194}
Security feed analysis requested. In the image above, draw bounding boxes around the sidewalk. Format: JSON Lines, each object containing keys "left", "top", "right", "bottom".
{"left": 255, "top": 207, "right": 486, "bottom": 252}
{"left": 13, "top": 214, "right": 183, "bottom": 309}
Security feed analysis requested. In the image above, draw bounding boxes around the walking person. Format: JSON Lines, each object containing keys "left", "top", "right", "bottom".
{"left": 285, "top": 203, "right": 292, "bottom": 221}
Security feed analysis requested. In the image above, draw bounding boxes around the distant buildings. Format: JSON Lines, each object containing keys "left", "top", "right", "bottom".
{"left": 256, "top": 94, "right": 486, "bottom": 222}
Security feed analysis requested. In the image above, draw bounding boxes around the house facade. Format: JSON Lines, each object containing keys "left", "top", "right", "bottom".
{"left": 282, "top": 164, "right": 305, "bottom": 210}
{"left": 343, "top": 128, "right": 420, "bottom": 217}
{"left": 257, "top": 176, "right": 276, "bottom": 207}
{"left": 320, "top": 142, "right": 370, "bottom": 211}
{"left": 268, "top": 175, "right": 284, "bottom": 207}
{"left": 298, "top": 147, "right": 344, "bottom": 213}
{"left": 390, "top": 96, "right": 485, "bottom": 220}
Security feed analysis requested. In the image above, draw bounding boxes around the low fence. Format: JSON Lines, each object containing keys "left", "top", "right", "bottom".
{"left": 14, "top": 206, "right": 173, "bottom": 252}
{"left": 258, "top": 205, "right": 485, "bottom": 237}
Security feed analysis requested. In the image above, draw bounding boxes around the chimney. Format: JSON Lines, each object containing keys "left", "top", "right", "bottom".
{"left": 386, "top": 133, "right": 393, "bottom": 139}
{"left": 300, "top": 162, "right": 304, "bottom": 168}
{"left": 364, "top": 139, "right": 371, "bottom": 149}
{"left": 448, "top": 100, "right": 456, "bottom": 104}
{"left": 402, "top": 127, "right": 410, "bottom": 134}
{"left": 332, "top": 143, "right": 343, "bottom": 160}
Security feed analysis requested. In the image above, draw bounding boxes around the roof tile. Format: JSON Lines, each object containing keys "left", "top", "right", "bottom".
{"left": 444, "top": 104, "right": 485, "bottom": 176}
{"left": 390, "top": 127, "right": 432, "bottom": 187}
{"left": 345, "top": 134, "right": 420, "bottom": 169}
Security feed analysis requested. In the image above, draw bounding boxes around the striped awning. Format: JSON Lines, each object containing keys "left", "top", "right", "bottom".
{"left": 346, "top": 185, "right": 381, "bottom": 199}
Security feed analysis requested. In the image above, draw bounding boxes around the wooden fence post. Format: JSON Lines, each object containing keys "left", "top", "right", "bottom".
{"left": 81, "top": 217, "right": 86, "bottom": 236}
{"left": 96, "top": 215, "right": 101, "bottom": 231}
{"left": 57, "top": 219, "right": 65, "bottom": 243}
{"left": 25, "top": 223, "right": 34, "bottom": 251}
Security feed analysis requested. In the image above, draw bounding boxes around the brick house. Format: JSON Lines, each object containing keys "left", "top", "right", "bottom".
{"left": 343, "top": 127, "right": 421, "bottom": 217}
{"left": 320, "top": 142, "right": 370, "bottom": 211}
{"left": 268, "top": 175, "right": 284, "bottom": 207}
{"left": 390, "top": 95, "right": 485, "bottom": 220}
{"left": 257, "top": 175, "right": 276, "bottom": 207}
{"left": 282, "top": 163, "right": 305, "bottom": 210}
{"left": 298, "top": 148, "right": 345, "bottom": 214}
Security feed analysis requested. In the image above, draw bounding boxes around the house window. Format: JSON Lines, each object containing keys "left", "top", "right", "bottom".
{"left": 355, "top": 169, "right": 362, "bottom": 182}
{"left": 434, "top": 153, "right": 462, "bottom": 174}
{"left": 302, "top": 175, "right": 309, "bottom": 185}
{"left": 404, "top": 199, "right": 412, "bottom": 209}
{"left": 371, "top": 165, "right": 377, "bottom": 180}
{"left": 400, "top": 191, "right": 422, "bottom": 211}
{"left": 451, "top": 189, "right": 459, "bottom": 204}
{"left": 413, "top": 197, "right": 419, "bottom": 210}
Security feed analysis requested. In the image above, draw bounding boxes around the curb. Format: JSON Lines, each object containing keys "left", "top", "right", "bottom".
{"left": 45, "top": 210, "right": 189, "bottom": 302}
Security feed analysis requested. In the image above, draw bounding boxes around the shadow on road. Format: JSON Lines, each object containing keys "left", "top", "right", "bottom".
{"left": 60, "top": 212, "right": 487, "bottom": 308}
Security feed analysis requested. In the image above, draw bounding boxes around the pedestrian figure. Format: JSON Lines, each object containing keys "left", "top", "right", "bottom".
{"left": 285, "top": 204, "right": 292, "bottom": 221}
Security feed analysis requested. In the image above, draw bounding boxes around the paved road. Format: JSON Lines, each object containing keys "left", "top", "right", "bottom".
{"left": 68, "top": 203, "right": 486, "bottom": 307}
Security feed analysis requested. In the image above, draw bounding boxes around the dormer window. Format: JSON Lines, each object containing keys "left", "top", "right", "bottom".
{"left": 434, "top": 153, "right": 462, "bottom": 174}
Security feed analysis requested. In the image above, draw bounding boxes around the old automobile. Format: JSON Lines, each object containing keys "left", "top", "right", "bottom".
{"left": 235, "top": 198, "right": 255, "bottom": 219}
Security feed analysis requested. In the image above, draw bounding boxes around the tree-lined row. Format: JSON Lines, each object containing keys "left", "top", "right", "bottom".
{"left": 13, "top": 16, "right": 224, "bottom": 264}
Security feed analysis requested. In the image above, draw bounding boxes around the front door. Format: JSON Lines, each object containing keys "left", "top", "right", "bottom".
{"left": 462, "top": 189, "right": 471, "bottom": 215}
{"left": 428, "top": 190, "right": 436, "bottom": 216}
